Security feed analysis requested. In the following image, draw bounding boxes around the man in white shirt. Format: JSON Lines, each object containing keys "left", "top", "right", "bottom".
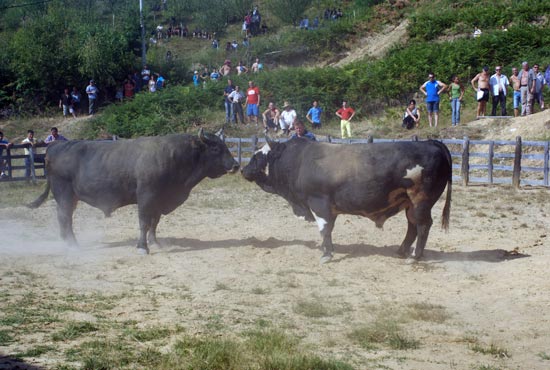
{"left": 489, "top": 65, "right": 510, "bottom": 116}
{"left": 279, "top": 101, "right": 297, "bottom": 136}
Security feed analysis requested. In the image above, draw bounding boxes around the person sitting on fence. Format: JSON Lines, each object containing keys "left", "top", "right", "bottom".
{"left": 402, "top": 99, "right": 420, "bottom": 130}
{"left": 21, "top": 129, "right": 44, "bottom": 181}
{"left": 0, "top": 131, "right": 13, "bottom": 178}
{"left": 44, "top": 127, "right": 68, "bottom": 144}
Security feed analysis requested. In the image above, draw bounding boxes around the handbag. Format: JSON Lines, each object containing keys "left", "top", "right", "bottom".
{"left": 476, "top": 90, "right": 484, "bottom": 101}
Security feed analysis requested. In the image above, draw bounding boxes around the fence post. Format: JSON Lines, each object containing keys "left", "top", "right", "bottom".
{"left": 327, "top": 135, "right": 332, "bottom": 143}
{"left": 367, "top": 135, "right": 373, "bottom": 143}
{"left": 512, "top": 136, "right": 522, "bottom": 189}
{"left": 29, "top": 148, "right": 36, "bottom": 184}
{"left": 411, "top": 135, "right": 418, "bottom": 141}
{"left": 488, "top": 141, "right": 494, "bottom": 184}
{"left": 461, "top": 136, "right": 470, "bottom": 186}
{"left": 237, "top": 138, "right": 242, "bottom": 166}
{"left": 252, "top": 135, "right": 258, "bottom": 150}
{"left": 544, "top": 141, "right": 549, "bottom": 187}
{"left": 6, "top": 147, "right": 13, "bottom": 179}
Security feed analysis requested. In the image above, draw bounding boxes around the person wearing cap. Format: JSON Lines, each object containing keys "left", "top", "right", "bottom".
{"left": 279, "top": 101, "right": 297, "bottom": 136}
{"left": 489, "top": 66, "right": 509, "bottom": 116}
{"left": 471, "top": 66, "right": 490, "bottom": 117}
{"left": 86, "top": 79, "right": 98, "bottom": 115}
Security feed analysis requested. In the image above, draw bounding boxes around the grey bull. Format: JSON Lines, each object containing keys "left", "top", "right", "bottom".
{"left": 241, "top": 138, "right": 452, "bottom": 263}
{"left": 28, "top": 129, "right": 239, "bottom": 253}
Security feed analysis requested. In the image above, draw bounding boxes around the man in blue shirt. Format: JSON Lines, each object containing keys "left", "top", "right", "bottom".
{"left": 291, "top": 120, "right": 316, "bottom": 141}
{"left": 306, "top": 100, "right": 323, "bottom": 129}
{"left": 420, "top": 72, "right": 447, "bottom": 127}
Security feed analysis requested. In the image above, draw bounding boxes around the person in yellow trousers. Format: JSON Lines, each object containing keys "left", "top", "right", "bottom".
{"left": 335, "top": 100, "right": 356, "bottom": 139}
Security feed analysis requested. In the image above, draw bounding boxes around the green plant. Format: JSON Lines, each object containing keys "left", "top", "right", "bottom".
{"left": 52, "top": 321, "right": 98, "bottom": 342}
{"left": 348, "top": 320, "right": 419, "bottom": 350}
{"left": 470, "top": 343, "right": 510, "bottom": 358}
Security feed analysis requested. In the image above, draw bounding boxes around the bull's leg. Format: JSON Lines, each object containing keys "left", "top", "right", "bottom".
{"left": 137, "top": 210, "right": 151, "bottom": 255}
{"left": 56, "top": 201, "right": 78, "bottom": 245}
{"left": 308, "top": 196, "right": 336, "bottom": 264}
{"left": 51, "top": 180, "right": 78, "bottom": 245}
{"left": 147, "top": 214, "right": 162, "bottom": 248}
{"left": 398, "top": 208, "right": 417, "bottom": 257}
{"left": 410, "top": 205, "right": 433, "bottom": 260}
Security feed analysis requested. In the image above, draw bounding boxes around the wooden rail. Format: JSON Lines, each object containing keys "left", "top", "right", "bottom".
{"left": 2, "top": 136, "right": 548, "bottom": 188}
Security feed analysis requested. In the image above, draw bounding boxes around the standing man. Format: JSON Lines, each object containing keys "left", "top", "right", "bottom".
{"left": 86, "top": 79, "right": 98, "bottom": 116}
{"left": 245, "top": 80, "right": 261, "bottom": 126}
{"left": 44, "top": 127, "right": 68, "bottom": 144}
{"left": 59, "top": 88, "right": 76, "bottom": 118}
{"left": 306, "top": 100, "right": 323, "bottom": 129}
{"left": 228, "top": 85, "right": 245, "bottom": 124}
{"left": 335, "top": 100, "right": 355, "bottom": 139}
{"left": 471, "top": 66, "right": 490, "bottom": 118}
{"left": 0, "top": 131, "right": 13, "bottom": 178}
{"left": 420, "top": 72, "right": 447, "bottom": 127}
{"left": 141, "top": 65, "right": 151, "bottom": 90}
{"left": 517, "top": 61, "right": 534, "bottom": 116}
{"left": 532, "top": 64, "right": 545, "bottom": 112}
{"left": 509, "top": 67, "right": 521, "bottom": 117}
{"left": 223, "top": 79, "right": 235, "bottom": 125}
{"left": 489, "top": 66, "right": 509, "bottom": 116}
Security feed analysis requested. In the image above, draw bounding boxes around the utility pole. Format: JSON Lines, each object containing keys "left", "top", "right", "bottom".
{"left": 140, "top": 0, "right": 147, "bottom": 67}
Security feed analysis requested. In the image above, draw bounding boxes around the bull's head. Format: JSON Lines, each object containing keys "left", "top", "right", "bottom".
{"left": 198, "top": 128, "right": 239, "bottom": 177}
{"left": 241, "top": 136, "right": 283, "bottom": 191}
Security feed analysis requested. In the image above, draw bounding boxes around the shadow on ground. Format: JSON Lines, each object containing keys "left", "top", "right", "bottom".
{"left": 102, "top": 237, "right": 529, "bottom": 263}
{"left": 0, "top": 355, "right": 45, "bottom": 370}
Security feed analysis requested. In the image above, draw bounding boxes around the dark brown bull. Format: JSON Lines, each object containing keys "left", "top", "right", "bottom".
{"left": 242, "top": 138, "right": 452, "bottom": 263}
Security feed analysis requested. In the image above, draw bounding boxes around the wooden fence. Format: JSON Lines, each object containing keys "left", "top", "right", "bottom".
{"left": 225, "top": 135, "right": 550, "bottom": 188}
{"left": 2, "top": 136, "right": 549, "bottom": 188}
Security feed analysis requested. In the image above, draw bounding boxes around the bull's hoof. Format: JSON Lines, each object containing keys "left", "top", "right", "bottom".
{"left": 405, "top": 257, "right": 418, "bottom": 264}
{"left": 137, "top": 247, "right": 149, "bottom": 255}
{"left": 320, "top": 253, "right": 333, "bottom": 264}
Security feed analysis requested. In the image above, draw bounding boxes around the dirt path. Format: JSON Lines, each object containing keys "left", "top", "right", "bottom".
{"left": 1, "top": 177, "right": 549, "bottom": 369}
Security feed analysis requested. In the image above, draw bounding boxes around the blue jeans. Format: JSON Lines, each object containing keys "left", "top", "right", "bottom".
{"left": 451, "top": 98, "right": 461, "bottom": 125}
{"left": 224, "top": 100, "right": 232, "bottom": 123}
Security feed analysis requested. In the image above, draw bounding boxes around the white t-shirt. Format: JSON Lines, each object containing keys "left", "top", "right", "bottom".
{"left": 279, "top": 109, "right": 296, "bottom": 130}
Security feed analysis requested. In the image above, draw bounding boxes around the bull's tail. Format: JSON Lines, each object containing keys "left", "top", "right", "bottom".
{"left": 437, "top": 140, "right": 452, "bottom": 232}
{"left": 442, "top": 180, "right": 451, "bottom": 231}
{"left": 27, "top": 181, "right": 50, "bottom": 209}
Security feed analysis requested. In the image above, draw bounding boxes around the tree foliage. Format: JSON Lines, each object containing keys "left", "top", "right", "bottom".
{"left": 268, "top": 0, "right": 314, "bottom": 25}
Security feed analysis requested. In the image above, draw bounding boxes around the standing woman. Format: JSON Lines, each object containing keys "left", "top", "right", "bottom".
{"left": 449, "top": 75, "right": 465, "bottom": 126}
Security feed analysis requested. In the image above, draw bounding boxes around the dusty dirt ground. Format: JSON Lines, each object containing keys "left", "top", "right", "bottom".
{"left": 1, "top": 173, "right": 550, "bottom": 369}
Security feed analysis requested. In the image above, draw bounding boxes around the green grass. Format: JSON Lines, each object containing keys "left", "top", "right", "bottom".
{"left": 0, "top": 330, "right": 14, "bottom": 345}
{"left": 407, "top": 302, "right": 451, "bottom": 324}
{"left": 538, "top": 352, "right": 550, "bottom": 360}
{"left": 348, "top": 319, "right": 419, "bottom": 351}
{"left": 15, "top": 344, "right": 57, "bottom": 358}
{"left": 293, "top": 299, "right": 332, "bottom": 318}
{"left": 470, "top": 343, "right": 510, "bottom": 358}
{"left": 51, "top": 321, "right": 98, "bottom": 341}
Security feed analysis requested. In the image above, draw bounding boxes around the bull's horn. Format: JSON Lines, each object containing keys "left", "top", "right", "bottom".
{"left": 265, "top": 134, "right": 275, "bottom": 149}
{"left": 198, "top": 128, "right": 206, "bottom": 143}
{"left": 215, "top": 127, "right": 224, "bottom": 137}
